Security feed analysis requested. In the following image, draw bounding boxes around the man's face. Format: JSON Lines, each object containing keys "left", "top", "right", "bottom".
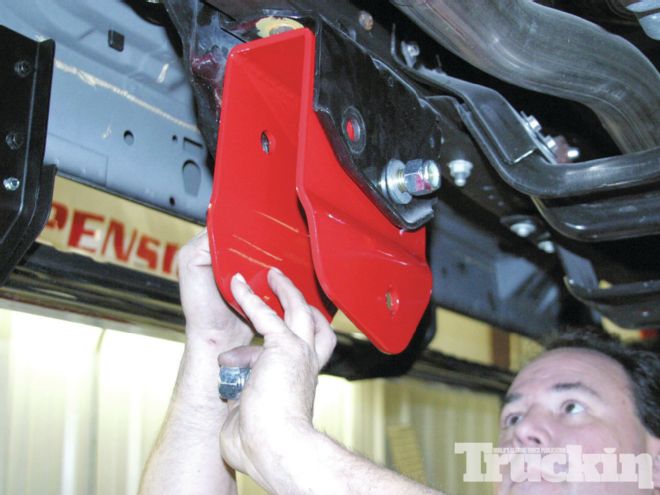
{"left": 496, "top": 348, "right": 654, "bottom": 494}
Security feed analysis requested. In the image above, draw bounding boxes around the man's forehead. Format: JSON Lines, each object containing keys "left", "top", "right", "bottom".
{"left": 504, "top": 381, "right": 602, "bottom": 406}
{"left": 505, "top": 348, "right": 629, "bottom": 400}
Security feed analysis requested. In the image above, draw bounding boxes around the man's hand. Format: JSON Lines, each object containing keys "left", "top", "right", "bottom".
{"left": 178, "top": 229, "right": 252, "bottom": 346}
{"left": 139, "top": 229, "right": 254, "bottom": 495}
{"left": 218, "top": 268, "right": 337, "bottom": 492}
{"left": 217, "top": 269, "right": 440, "bottom": 495}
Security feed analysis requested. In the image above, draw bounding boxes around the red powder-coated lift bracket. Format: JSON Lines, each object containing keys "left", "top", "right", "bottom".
{"left": 207, "top": 28, "right": 432, "bottom": 354}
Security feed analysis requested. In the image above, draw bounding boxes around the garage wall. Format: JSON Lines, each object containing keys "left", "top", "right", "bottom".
{"left": 0, "top": 307, "right": 501, "bottom": 495}
{"left": 0, "top": 308, "right": 183, "bottom": 495}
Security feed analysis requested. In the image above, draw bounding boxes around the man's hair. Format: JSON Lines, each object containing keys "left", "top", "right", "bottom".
{"left": 541, "top": 327, "right": 659, "bottom": 438}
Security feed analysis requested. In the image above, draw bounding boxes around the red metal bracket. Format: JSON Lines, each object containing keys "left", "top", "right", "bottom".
{"left": 207, "top": 28, "right": 431, "bottom": 354}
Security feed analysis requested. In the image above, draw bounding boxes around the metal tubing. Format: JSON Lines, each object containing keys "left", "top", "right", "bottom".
{"left": 394, "top": 0, "right": 660, "bottom": 153}
{"left": 533, "top": 190, "right": 660, "bottom": 241}
{"left": 499, "top": 146, "right": 660, "bottom": 199}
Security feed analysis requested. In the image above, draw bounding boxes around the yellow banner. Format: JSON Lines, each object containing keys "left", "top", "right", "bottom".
{"left": 37, "top": 177, "right": 202, "bottom": 281}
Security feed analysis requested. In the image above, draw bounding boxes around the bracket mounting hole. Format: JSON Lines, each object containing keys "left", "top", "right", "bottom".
{"left": 346, "top": 118, "right": 357, "bottom": 142}
{"left": 385, "top": 288, "right": 400, "bottom": 316}
{"left": 261, "top": 131, "right": 273, "bottom": 154}
{"left": 341, "top": 107, "right": 366, "bottom": 154}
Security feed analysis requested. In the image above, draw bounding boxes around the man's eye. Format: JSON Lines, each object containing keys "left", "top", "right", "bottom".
{"left": 562, "top": 401, "right": 585, "bottom": 415}
{"left": 503, "top": 413, "right": 523, "bottom": 427}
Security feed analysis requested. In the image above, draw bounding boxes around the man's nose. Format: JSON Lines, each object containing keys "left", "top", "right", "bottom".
{"left": 512, "top": 407, "right": 551, "bottom": 448}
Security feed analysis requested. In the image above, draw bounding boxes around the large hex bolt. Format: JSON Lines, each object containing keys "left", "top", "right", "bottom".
{"left": 382, "top": 159, "right": 441, "bottom": 205}
{"left": 403, "top": 159, "right": 441, "bottom": 196}
{"left": 218, "top": 367, "right": 251, "bottom": 400}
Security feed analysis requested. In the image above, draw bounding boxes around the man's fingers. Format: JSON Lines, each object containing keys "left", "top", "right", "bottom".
{"left": 267, "top": 269, "right": 315, "bottom": 346}
{"left": 218, "top": 345, "right": 263, "bottom": 368}
{"left": 231, "top": 270, "right": 333, "bottom": 367}
{"left": 311, "top": 307, "right": 337, "bottom": 368}
{"left": 231, "top": 273, "right": 288, "bottom": 337}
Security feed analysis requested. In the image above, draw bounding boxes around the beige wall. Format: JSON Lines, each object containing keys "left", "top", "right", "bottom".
{"left": 0, "top": 305, "right": 502, "bottom": 495}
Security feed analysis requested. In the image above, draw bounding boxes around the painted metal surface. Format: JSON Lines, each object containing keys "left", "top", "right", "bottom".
{"left": 207, "top": 29, "right": 329, "bottom": 321}
{"left": 0, "top": 0, "right": 212, "bottom": 221}
{"left": 208, "top": 28, "right": 431, "bottom": 353}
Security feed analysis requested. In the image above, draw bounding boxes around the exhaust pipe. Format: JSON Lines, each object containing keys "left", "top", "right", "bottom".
{"left": 393, "top": 0, "right": 660, "bottom": 153}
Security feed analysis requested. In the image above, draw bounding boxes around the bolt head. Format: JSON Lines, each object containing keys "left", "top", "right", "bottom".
{"left": 404, "top": 42, "right": 420, "bottom": 58}
{"left": 5, "top": 132, "right": 25, "bottom": 151}
{"left": 218, "top": 367, "right": 251, "bottom": 401}
{"left": 403, "top": 159, "right": 441, "bottom": 196}
{"left": 510, "top": 221, "right": 536, "bottom": 238}
{"left": 567, "top": 147, "right": 581, "bottom": 161}
{"left": 448, "top": 159, "right": 473, "bottom": 187}
{"left": 543, "top": 136, "right": 558, "bottom": 151}
{"left": 537, "top": 240, "right": 556, "bottom": 254}
{"left": 524, "top": 114, "right": 542, "bottom": 132}
{"left": 14, "top": 60, "right": 32, "bottom": 78}
{"left": 358, "top": 11, "right": 374, "bottom": 31}
{"left": 3, "top": 177, "right": 20, "bottom": 191}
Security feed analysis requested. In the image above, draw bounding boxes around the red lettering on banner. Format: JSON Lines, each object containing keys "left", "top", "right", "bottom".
{"left": 101, "top": 220, "right": 138, "bottom": 262}
{"left": 163, "top": 242, "right": 180, "bottom": 275}
{"left": 41, "top": 200, "right": 187, "bottom": 279}
{"left": 47, "top": 202, "right": 68, "bottom": 230}
{"left": 68, "top": 211, "right": 104, "bottom": 253}
{"left": 136, "top": 235, "right": 161, "bottom": 270}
